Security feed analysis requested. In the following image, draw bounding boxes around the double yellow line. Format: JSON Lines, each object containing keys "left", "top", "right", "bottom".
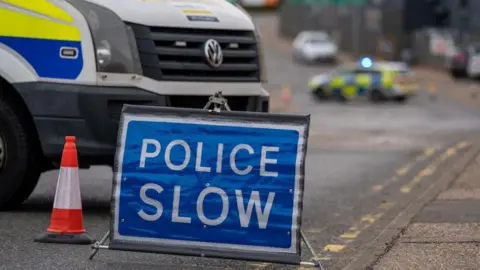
{"left": 400, "top": 141, "right": 470, "bottom": 193}
{"left": 315, "top": 140, "right": 471, "bottom": 264}
{"left": 369, "top": 147, "right": 438, "bottom": 194}
{"left": 319, "top": 201, "right": 395, "bottom": 262}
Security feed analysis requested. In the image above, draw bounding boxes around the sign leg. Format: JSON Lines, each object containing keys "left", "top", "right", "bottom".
{"left": 300, "top": 230, "right": 324, "bottom": 270}
{"left": 88, "top": 231, "right": 110, "bottom": 260}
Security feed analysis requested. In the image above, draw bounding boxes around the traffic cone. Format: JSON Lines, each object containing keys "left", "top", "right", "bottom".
{"left": 35, "top": 136, "right": 94, "bottom": 244}
{"left": 280, "top": 84, "right": 292, "bottom": 104}
{"left": 427, "top": 83, "right": 437, "bottom": 100}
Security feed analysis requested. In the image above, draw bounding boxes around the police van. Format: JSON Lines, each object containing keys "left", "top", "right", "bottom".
{"left": 0, "top": 0, "right": 269, "bottom": 209}
{"left": 308, "top": 58, "right": 416, "bottom": 103}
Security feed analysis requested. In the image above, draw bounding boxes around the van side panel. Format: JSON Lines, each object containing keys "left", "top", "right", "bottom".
{"left": 0, "top": 2, "right": 82, "bottom": 80}
{"left": 0, "top": 1, "right": 95, "bottom": 82}
{"left": 0, "top": 43, "right": 37, "bottom": 83}
{"left": 50, "top": 0, "right": 98, "bottom": 84}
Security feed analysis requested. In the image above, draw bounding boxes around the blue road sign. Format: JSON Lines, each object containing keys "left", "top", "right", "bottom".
{"left": 110, "top": 106, "right": 310, "bottom": 264}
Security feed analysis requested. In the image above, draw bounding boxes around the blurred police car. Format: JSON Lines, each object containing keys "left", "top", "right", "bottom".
{"left": 308, "top": 58, "right": 418, "bottom": 103}
{"left": 292, "top": 31, "right": 338, "bottom": 64}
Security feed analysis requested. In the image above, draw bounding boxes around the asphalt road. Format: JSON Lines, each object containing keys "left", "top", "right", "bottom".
{"left": 2, "top": 14, "right": 480, "bottom": 270}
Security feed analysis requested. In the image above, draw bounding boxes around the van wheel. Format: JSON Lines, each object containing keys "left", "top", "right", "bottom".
{"left": 313, "top": 87, "right": 328, "bottom": 101}
{"left": 370, "top": 89, "right": 385, "bottom": 103}
{"left": 394, "top": 96, "right": 408, "bottom": 103}
{"left": 0, "top": 98, "right": 40, "bottom": 210}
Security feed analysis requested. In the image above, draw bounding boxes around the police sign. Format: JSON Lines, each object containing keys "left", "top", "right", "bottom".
{"left": 109, "top": 105, "right": 310, "bottom": 264}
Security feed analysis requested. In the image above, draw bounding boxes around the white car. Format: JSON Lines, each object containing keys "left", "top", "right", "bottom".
{"left": 292, "top": 31, "right": 338, "bottom": 64}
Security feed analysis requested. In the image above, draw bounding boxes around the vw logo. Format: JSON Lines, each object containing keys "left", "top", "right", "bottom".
{"left": 204, "top": 39, "right": 223, "bottom": 68}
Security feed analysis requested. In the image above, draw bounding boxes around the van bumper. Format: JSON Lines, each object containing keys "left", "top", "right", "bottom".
{"left": 14, "top": 82, "right": 270, "bottom": 167}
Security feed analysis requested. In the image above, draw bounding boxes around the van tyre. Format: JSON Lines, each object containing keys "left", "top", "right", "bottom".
{"left": 313, "top": 87, "right": 328, "bottom": 101}
{"left": 0, "top": 97, "right": 40, "bottom": 210}
{"left": 394, "top": 96, "right": 408, "bottom": 103}
{"left": 451, "top": 70, "right": 466, "bottom": 79}
{"left": 369, "top": 89, "right": 385, "bottom": 103}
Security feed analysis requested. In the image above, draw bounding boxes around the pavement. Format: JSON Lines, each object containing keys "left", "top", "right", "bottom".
{"left": 2, "top": 13, "right": 480, "bottom": 270}
{"left": 372, "top": 148, "right": 480, "bottom": 270}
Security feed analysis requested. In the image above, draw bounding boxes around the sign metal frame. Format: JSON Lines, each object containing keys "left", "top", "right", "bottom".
{"left": 88, "top": 91, "right": 324, "bottom": 269}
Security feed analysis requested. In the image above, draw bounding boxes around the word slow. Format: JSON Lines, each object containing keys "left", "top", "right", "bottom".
{"left": 138, "top": 184, "right": 276, "bottom": 229}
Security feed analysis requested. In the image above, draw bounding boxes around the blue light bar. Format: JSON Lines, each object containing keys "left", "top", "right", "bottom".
{"left": 360, "top": 57, "right": 373, "bottom": 68}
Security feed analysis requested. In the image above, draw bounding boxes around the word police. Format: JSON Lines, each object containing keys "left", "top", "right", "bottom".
{"left": 140, "top": 138, "right": 280, "bottom": 177}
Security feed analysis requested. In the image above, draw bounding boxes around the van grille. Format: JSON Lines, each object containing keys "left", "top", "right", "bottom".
{"left": 126, "top": 23, "right": 261, "bottom": 82}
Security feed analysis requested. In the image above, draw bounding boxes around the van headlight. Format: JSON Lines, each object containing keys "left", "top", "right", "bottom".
{"left": 96, "top": 40, "right": 112, "bottom": 67}
{"left": 66, "top": 0, "right": 142, "bottom": 74}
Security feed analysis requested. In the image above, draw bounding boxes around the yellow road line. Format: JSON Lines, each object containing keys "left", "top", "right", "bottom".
{"left": 396, "top": 147, "right": 437, "bottom": 176}
{"left": 360, "top": 212, "right": 383, "bottom": 224}
{"left": 340, "top": 230, "right": 361, "bottom": 239}
{"left": 378, "top": 201, "right": 396, "bottom": 210}
{"left": 400, "top": 164, "right": 437, "bottom": 193}
{"left": 456, "top": 141, "right": 471, "bottom": 149}
{"left": 400, "top": 143, "right": 465, "bottom": 193}
{"left": 323, "top": 244, "right": 345, "bottom": 252}
{"left": 320, "top": 201, "right": 395, "bottom": 258}
{"left": 371, "top": 146, "right": 439, "bottom": 195}
{"left": 395, "top": 165, "right": 410, "bottom": 176}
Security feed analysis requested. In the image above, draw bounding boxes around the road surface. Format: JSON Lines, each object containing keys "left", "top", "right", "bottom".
{"left": 2, "top": 13, "right": 480, "bottom": 270}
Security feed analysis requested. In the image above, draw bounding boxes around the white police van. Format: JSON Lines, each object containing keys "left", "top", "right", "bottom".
{"left": 0, "top": 0, "right": 269, "bottom": 209}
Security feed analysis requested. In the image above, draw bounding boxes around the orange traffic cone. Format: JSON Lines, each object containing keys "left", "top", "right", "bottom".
{"left": 280, "top": 84, "right": 291, "bottom": 104}
{"left": 35, "top": 136, "right": 94, "bottom": 244}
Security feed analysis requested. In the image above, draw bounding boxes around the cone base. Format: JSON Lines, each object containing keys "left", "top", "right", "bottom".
{"left": 34, "top": 231, "right": 95, "bottom": 245}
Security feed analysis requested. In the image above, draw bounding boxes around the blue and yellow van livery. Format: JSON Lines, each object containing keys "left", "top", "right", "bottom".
{"left": 0, "top": 0, "right": 83, "bottom": 80}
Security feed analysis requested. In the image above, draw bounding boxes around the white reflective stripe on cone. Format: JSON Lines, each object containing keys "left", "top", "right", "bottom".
{"left": 53, "top": 167, "right": 82, "bottom": 210}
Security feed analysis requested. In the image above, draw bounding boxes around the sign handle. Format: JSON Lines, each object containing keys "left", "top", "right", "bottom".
{"left": 202, "top": 91, "right": 232, "bottom": 112}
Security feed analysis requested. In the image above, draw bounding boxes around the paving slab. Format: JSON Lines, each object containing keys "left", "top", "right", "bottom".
{"left": 400, "top": 223, "right": 480, "bottom": 243}
{"left": 413, "top": 200, "right": 480, "bottom": 223}
{"left": 374, "top": 243, "right": 480, "bottom": 270}
{"left": 449, "top": 154, "right": 480, "bottom": 189}
{"left": 437, "top": 189, "right": 480, "bottom": 200}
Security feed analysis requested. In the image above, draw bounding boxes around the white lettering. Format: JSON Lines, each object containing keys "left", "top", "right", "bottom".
{"left": 195, "top": 142, "right": 211, "bottom": 172}
{"left": 230, "top": 144, "right": 254, "bottom": 175}
{"left": 138, "top": 183, "right": 163, "bottom": 221}
{"left": 165, "top": 140, "right": 191, "bottom": 171}
{"left": 260, "top": 146, "right": 279, "bottom": 177}
{"left": 139, "top": 139, "right": 161, "bottom": 168}
{"left": 236, "top": 190, "right": 275, "bottom": 229}
{"left": 216, "top": 143, "right": 224, "bottom": 173}
{"left": 172, "top": 186, "right": 191, "bottom": 224}
{"left": 197, "top": 187, "right": 229, "bottom": 226}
